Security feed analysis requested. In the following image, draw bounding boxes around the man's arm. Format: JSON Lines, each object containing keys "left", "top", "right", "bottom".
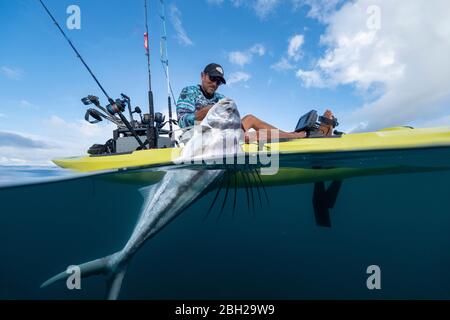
{"left": 195, "top": 105, "right": 213, "bottom": 121}
{"left": 176, "top": 87, "right": 196, "bottom": 128}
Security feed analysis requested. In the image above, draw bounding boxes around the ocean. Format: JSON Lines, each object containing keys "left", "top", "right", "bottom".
{"left": 1, "top": 150, "right": 450, "bottom": 300}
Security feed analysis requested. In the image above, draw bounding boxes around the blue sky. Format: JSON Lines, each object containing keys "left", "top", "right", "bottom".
{"left": 1, "top": 0, "right": 450, "bottom": 165}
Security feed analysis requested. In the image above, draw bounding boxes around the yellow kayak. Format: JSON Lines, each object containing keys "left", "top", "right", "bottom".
{"left": 53, "top": 126, "right": 450, "bottom": 173}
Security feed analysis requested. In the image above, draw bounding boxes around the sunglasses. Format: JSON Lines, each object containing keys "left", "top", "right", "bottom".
{"left": 207, "top": 74, "right": 224, "bottom": 85}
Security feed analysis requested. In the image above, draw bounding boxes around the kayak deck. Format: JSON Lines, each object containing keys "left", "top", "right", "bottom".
{"left": 52, "top": 127, "right": 450, "bottom": 172}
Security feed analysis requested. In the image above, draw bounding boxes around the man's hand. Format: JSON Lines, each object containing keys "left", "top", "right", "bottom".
{"left": 195, "top": 105, "right": 213, "bottom": 121}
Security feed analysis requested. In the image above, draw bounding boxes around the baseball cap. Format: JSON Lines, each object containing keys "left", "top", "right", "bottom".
{"left": 203, "top": 63, "right": 226, "bottom": 84}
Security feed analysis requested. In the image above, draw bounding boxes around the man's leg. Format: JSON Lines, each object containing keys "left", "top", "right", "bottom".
{"left": 241, "top": 114, "right": 279, "bottom": 131}
{"left": 241, "top": 110, "right": 335, "bottom": 142}
{"left": 241, "top": 114, "right": 306, "bottom": 142}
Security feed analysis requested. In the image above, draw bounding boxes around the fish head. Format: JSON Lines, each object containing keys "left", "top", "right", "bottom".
{"left": 201, "top": 98, "right": 241, "bottom": 131}
{"left": 178, "top": 98, "right": 244, "bottom": 161}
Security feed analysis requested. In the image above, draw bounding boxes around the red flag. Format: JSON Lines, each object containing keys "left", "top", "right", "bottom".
{"left": 144, "top": 32, "right": 149, "bottom": 50}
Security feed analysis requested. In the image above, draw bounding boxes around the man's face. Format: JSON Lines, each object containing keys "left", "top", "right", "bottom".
{"left": 201, "top": 72, "right": 222, "bottom": 95}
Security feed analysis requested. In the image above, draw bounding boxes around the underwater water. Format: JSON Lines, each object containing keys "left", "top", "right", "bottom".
{"left": 1, "top": 148, "right": 450, "bottom": 300}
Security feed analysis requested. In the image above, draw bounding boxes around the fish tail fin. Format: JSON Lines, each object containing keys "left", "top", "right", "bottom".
{"left": 40, "top": 252, "right": 127, "bottom": 300}
{"left": 105, "top": 266, "right": 127, "bottom": 300}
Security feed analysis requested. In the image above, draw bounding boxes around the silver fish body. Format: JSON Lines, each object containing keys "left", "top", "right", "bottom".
{"left": 41, "top": 98, "right": 243, "bottom": 299}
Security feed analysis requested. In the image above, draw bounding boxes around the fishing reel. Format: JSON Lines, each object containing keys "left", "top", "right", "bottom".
{"left": 106, "top": 98, "right": 127, "bottom": 116}
{"left": 81, "top": 93, "right": 147, "bottom": 149}
{"left": 82, "top": 95, "right": 122, "bottom": 126}
{"left": 141, "top": 112, "right": 164, "bottom": 129}
{"left": 106, "top": 95, "right": 144, "bottom": 128}
{"left": 155, "top": 112, "right": 165, "bottom": 130}
{"left": 152, "top": 112, "right": 178, "bottom": 132}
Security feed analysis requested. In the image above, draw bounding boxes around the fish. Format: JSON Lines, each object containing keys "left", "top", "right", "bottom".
{"left": 40, "top": 98, "right": 245, "bottom": 300}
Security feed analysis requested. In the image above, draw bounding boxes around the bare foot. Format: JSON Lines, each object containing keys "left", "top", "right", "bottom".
{"left": 323, "top": 109, "right": 333, "bottom": 120}
{"left": 319, "top": 109, "right": 334, "bottom": 136}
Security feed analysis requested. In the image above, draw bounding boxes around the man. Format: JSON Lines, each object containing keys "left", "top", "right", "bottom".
{"left": 176, "top": 63, "right": 334, "bottom": 142}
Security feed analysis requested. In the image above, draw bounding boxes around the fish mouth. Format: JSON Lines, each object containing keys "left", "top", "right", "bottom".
{"left": 204, "top": 99, "right": 241, "bottom": 130}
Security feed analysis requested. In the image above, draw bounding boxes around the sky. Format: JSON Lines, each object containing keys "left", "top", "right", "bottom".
{"left": 1, "top": 0, "right": 450, "bottom": 166}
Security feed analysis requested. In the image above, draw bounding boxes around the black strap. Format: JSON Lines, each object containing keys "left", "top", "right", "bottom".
{"left": 318, "top": 115, "right": 339, "bottom": 128}
{"left": 85, "top": 109, "right": 102, "bottom": 124}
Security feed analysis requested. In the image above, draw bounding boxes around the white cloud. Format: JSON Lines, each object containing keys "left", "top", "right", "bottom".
{"left": 229, "top": 51, "right": 252, "bottom": 67}
{"left": 18, "top": 99, "right": 39, "bottom": 109}
{"left": 296, "top": 0, "right": 450, "bottom": 131}
{"left": 208, "top": 0, "right": 279, "bottom": 19}
{"left": 0, "top": 100, "right": 38, "bottom": 111}
{"left": 0, "top": 146, "right": 54, "bottom": 167}
{"left": 253, "top": 0, "right": 280, "bottom": 19}
{"left": 296, "top": 69, "right": 325, "bottom": 87}
{"left": 0, "top": 130, "right": 53, "bottom": 149}
{"left": 210, "top": 0, "right": 343, "bottom": 19}
{"left": 46, "top": 115, "right": 115, "bottom": 139}
{"left": 287, "top": 34, "right": 304, "bottom": 61}
{"left": 293, "top": 0, "right": 344, "bottom": 22}
{"left": 421, "top": 115, "right": 450, "bottom": 128}
{"left": 1, "top": 66, "right": 23, "bottom": 80}
{"left": 0, "top": 117, "right": 115, "bottom": 166}
{"left": 169, "top": 4, "right": 194, "bottom": 46}
{"left": 271, "top": 57, "right": 295, "bottom": 71}
{"left": 272, "top": 34, "right": 304, "bottom": 72}
{"left": 0, "top": 156, "right": 28, "bottom": 166}
{"left": 250, "top": 44, "right": 266, "bottom": 56}
{"left": 227, "top": 71, "right": 251, "bottom": 86}
{"left": 228, "top": 43, "right": 266, "bottom": 66}
{"left": 230, "top": 0, "right": 244, "bottom": 7}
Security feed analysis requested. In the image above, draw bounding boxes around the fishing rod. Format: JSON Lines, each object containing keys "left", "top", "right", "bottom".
{"left": 159, "top": 0, "right": 176, "bottom": 141}
{"left": 144, "top": 0, "right": 157, "bottom": 148}
{"left": 37, "top": 0, "right": 146, "bottom": 149}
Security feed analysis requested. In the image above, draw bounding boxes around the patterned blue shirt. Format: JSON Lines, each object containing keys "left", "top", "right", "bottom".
{"left": 176, "top": 85, "right": 225, "bottom": 128}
